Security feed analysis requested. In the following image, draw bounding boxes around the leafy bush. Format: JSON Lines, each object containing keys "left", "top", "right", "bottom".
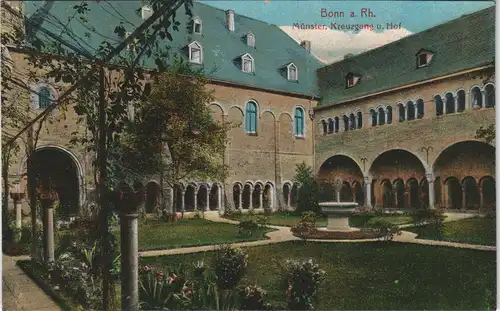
{"left": 281, "top": 258, "right": 326, "bottom": 310}
{"left": 365, "top": 218, "right": 402, "bottom": 241}
{"left": 293, "top": 163, "right": 321, "bottom": 214}
{"left": 301, "top": 211, "right": 317, "bottom": 227}
{"left": 256, "top": 215, "right": 269, "bottom": 226}
{"left": 213, "top": 245, "right": 248, "bottom": 290}
{"left": 239, "top": 284, "right": 268, "bottom": 310}
{"left": 193, "top": 208, "right": 201, "bottom": 219}
{"left": 236, "top": 220, "right": 259, "bottom": 236}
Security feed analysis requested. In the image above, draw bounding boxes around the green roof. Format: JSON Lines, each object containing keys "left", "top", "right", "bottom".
{"left": 23, "top": 1, "right": 323, "bottom": 97}
{"left": 317, "top": 6, "right": 495, "bottom": 107}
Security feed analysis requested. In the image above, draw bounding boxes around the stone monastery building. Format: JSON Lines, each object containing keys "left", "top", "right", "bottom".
{"left": 2, "top": 1, "right": 495, "bottom": 215}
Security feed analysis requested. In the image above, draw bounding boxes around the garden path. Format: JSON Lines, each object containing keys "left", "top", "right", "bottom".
{"left": 2, "top": 254, "right": 62, "bottom": 311}
{"left": 139, "top": 211, "right": 495, "bottom": 257}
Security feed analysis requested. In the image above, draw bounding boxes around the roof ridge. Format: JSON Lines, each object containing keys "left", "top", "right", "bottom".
{"left": 196, "top": 1, "right": 274, "bottom": 27}
{"left": 319, "top": 5, "right": 495, "bottom": 70}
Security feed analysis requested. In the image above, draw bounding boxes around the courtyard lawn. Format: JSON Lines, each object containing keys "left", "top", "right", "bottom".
{"left": 142, "top": 241, "right": 496, "bottom": 310}
{"left": 224, "top": 212, "right": 412, "bottom": 228}
{"left": 405, "top": 216, "right": 496, "bottom": 246}
{"left": 130, "top": 218, "right": 273, "bottom": 251}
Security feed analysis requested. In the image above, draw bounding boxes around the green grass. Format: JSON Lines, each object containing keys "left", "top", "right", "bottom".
{"left": 142, "top": 241, "right": 496, "bottom": 310}
{"left": 225, "top": 212, "right": 412, "bottom": 228}
{"left": 126, "top": 218, "right": 272, "bottom": 251}
{"left": 405, "top": 217, "right": 496, "bottom": 246}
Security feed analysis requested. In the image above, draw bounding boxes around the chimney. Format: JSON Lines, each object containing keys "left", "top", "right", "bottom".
{"left": 300, "top": 40, "right": 311, "bottom": 53}
{"left": 226, "top": 10, "right": 235, "bottom": 32}
{"left": 344, "top": 53, "right": 354, "bottom": 59}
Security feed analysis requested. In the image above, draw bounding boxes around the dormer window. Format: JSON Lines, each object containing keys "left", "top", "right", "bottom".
{"left": 241, "top": 53, "right": 254, "bottom": 73}
{"left": 141, "top": 6, "right": 153, "bottom": 20}
{"left": 246, "top": 32, "right": 255, "bottom": 47}
{"left": 188, "top": 41, "right": 203, "bottom": 64}
{"left": 346, "top": 73, "right": 360, "bottom": 88}
{"left": 416, "top": 49, "right": 434, "bottom": 68}
{"left": 193, "top": 17, "right": 202, "bottom": 34}
{"left": 287, "top": 63, "right": 298, "bottom": 81}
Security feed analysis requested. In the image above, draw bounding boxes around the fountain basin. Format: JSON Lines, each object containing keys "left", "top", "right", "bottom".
{"left": 319, "top": 202, "right": 359, "bottom": 232}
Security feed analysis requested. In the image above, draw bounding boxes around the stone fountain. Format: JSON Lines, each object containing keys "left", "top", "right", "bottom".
{"left": 319, "top": 177, "right": 359, "bottom": 232}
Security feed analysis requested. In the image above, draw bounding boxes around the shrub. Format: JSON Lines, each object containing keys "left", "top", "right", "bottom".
{"left": 256, "top": 215, "right": 269, "bottom": 226}
{"left": 213, "top": 245, "right": 248, "bottom": 290}
{"left": 301, "top": 211, "right": 317, "bottom": 227}
{"left": 239, "top": 284, "right": 268, "bottom": 310}
{"left": 236, "top": 220, "right": 259, "bottom": 237}
{"left": 293, "top": 162, "right": 320, "bottom": 214}
{"left": 281, "top": 258, "right": 326, "bottom": 310}
{"left": 193, "top": 208, "right": 201, "bottom": 219}
{"left": 365, "top": 218, "right": 402, "bottom": 241}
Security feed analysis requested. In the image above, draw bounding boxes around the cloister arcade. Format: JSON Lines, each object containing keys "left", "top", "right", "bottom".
{"left": 316, "top": 141, "right": 495, "bottom": 212}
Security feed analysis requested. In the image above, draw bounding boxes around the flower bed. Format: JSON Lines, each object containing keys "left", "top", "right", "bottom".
{"left": 292, "top": 228, "right": 384, "bottom": 240}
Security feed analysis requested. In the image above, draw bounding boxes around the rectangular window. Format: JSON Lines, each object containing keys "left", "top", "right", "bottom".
{"left": 243, "top": 59, "right": 253, "bottom": 72}
{"left": 289, "top": 68, "right": 297, "bottom": 80}
{"left": 417, "top": 54, "right": 428, "bottom": 67}
{"left": 194, "top": 23, "right": 201, "bottom": 34}
{"left": 190, "top": 48, "right": 201, "bottom": 63}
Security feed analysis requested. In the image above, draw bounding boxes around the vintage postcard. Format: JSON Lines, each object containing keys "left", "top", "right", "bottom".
{"left": 1, "top": 0, "right": 496, "bottom": 310}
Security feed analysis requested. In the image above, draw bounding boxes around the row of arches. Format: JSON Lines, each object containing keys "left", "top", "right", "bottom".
{"left": 319, "top": 83, "right": 495, "bottom": 134}
{"left": 317, "top": 140, "right": 496, "bottom": 211}
{"left": 231, "top": 181, "right": 300, "bottom": 210}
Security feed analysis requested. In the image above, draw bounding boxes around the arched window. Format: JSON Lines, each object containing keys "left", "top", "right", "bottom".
{"left": 387, "top": 106, "right": 393, "bottom": 124}
{"left": 321, "top": 120, "right": 327, "bottom": 135}
{"left": 445, "top": 93, "right": 455, "bottom": 114}
{"left": 378, "top": 107, "right": 385, "bottom": 125}
{"left": 343, "top": 115, "right": 349, "bottom": 131}
{"left": 245, "top": 101, "right": 257, "bottom": 133}
{"left": 356, "top": 111, "right": 362, "bottom": 129}
{"left": 349, "top": 113, "right": 356, "bottom": 130}
{"left": 39, "top": 87, "right": 52, "bottom": 109}
{"left": 294, "top": 107, "right": 305, "bottom": 136}
{"left": 416, "top": 99, "right": 424, "bottom": 118}
{"left": 327, "top": 118, "right": 334, "bottom": 134}
{"left": 435, "top": 95, "right": 443, "bottom": 116}
{"left": 471, "top": 87, "right": 483, "bottom": 108}
{"left": 398, "top": 104, "right": 405, "bottom": 122}
{"left": 370, "top": 109, "right": 377, "bottom": 126}
{"left": 334, "top": 117, "right": 340, "bottom": 133}
{"left": 457, "top": 90, "right": 466, "bottom": 112}
{"left": 407, "top": 101, "right": 415, "bottom": 120}
{"left": 485, "top": 84, "right": 495, "bottom": 108}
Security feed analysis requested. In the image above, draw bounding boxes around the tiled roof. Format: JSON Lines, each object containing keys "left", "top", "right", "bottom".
{"left": 23, "top": 1, "right": 323, "bottom": 97}
{"left": 317, "top": 6, "right": 495, "bottom": 106}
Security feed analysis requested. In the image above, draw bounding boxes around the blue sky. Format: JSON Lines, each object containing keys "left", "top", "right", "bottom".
{"left": 199, "top": 1, "right": 495, "bottom": 63}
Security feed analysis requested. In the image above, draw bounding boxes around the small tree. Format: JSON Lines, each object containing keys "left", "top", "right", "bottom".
{"left": 293, "top": 162, "right": 320, "bottom": 214}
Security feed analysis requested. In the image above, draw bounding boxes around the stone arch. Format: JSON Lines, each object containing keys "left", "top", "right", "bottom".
{"left": 381, "top": 179, "right": 394, "bottom": 209}
{"left": 232, "top": 182, "right": 243, "bottom": 209}
{"left": 479, "top": 176, "right": 495, "bottom": 210}
{"left": 407, "top": 100, "right": 416, "bottom": 120}
{"left": 352, "top": 181, "right": 364, "bottom": 205}
{"left": 386, "top": 106, "right": 393, "bottom": 124}
{"left": 327, "top": 118, "right": 334, "bottom": 134}
{"left": 208, "top": 102, "right": 225, "bottom": 123}
{"left": 283, "top": 182, "right": 292, "bottom": 207}
{"left": 420, "top": 178, "right": 430, "bottom": 209}
{"left": 470, "top": 86, "right": 483, "bottom": 108}
{"left": 25, "top": 145, "right": 85, "bottom": 217}
{"left": 456, "top": 89, "right": 466, "bottom": 112}
{"left": 228, "top": 105, "right": 245, "bottom": 148}
{"left": 317, "top": 154, "right": 365, "bottom": 182}
{"left": 397, "top": 103, "right": 405, "bottom": 122}
{"left": 356, "top": 111, "right": 363, "bottom": 129}
{"left": 369, "top": 149, "right": 427, "bottom": 209}
{"left": 262, "top": 109, "right": 277, "bottom": 120}
{"left": 242, "top": 182, "right": 253, "bottom": 209}
{"left": 444, "top": 92, "right": 455, "bottom": 114}
{"left": 444, "top": 177, "right": 462, "bottom": 209}
{"left": 263, "top": 182, "right": 274, "bottom": 209}
{"left": 252, "top": 181, "right": 264, "bottom": 209}
{"left": 184, "top": 183, "right": 197, "bottom": 211}
{"left": 462, "top": 176, "right": 480, "bottom": 210}
{"left": 484, "top": 83, "right": 495, "bottom": 108}
{"left": 209, "top": 183, "right": 221, "bottom": 210}
{"left": 174, "top": 184, "right": 184, "bottom": 212}
{"left": 416, "top": 98, "right": 424, "bottom": 119}
{"left": 406, "top": 178, "right": 420, "bottom": 209}
{"left": 196, "top": 184, "right": 209, "bottom": 211}
{"left": 145, "top": 181, "right": 161, "bottom": 213}
{"left": 377, "top": 107, "right": 386, "bottom": 125}
{"left": 434, "top": 95, "right": 444, "bottom": 116}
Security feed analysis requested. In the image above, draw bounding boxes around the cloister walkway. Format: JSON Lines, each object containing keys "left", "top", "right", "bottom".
{"left": 139, "top": 211, "right": 495, "bottom": 257}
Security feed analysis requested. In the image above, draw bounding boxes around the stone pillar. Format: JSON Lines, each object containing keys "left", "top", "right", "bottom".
{"left": 426, "top": 174, "right": 435, "bottom": 209}
{"left": 414, "top": 104, "right": 418, "bottom": 118}
{"left": 10, "top": 192, "right": 26, "bottom": 241}
{"left": 238, "top": 190, "right": 243, "bottom": 209}
{"left": 180, "top": 189, "right": 186, "bottom": 213}
{"left": 404, "top": 106, "right": 408, "bottom": 120}
{"left": 259, "top": 188, "right": 263, "bottom": 209}
{"left": 248, "top": 186, "right": 253, "bottom": 210}
{"left": 364, "top": 177, "right": 372, "bottom": 209}
{"left": 462, "top": 186, "right": 467, "bottom": 210}
{"left": 479, "top": 186, "right": 484, "bottom": 210}
{"left": 39, "top": 191, "right": 58, "bottom": 263}
{"left": 205, "top": 187, "right": 210, "bottom": 211}
{"left": 111, "top": 186, "right": 145, "bottom": 311}
{"left": 482, "top": 90, "right": 486, "bottom": 108}
{"left": 193, "top": 187, "right": 198, "bottom": 210}
{"left": 454, "top": 96, "right": 458, "bottom": 112}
